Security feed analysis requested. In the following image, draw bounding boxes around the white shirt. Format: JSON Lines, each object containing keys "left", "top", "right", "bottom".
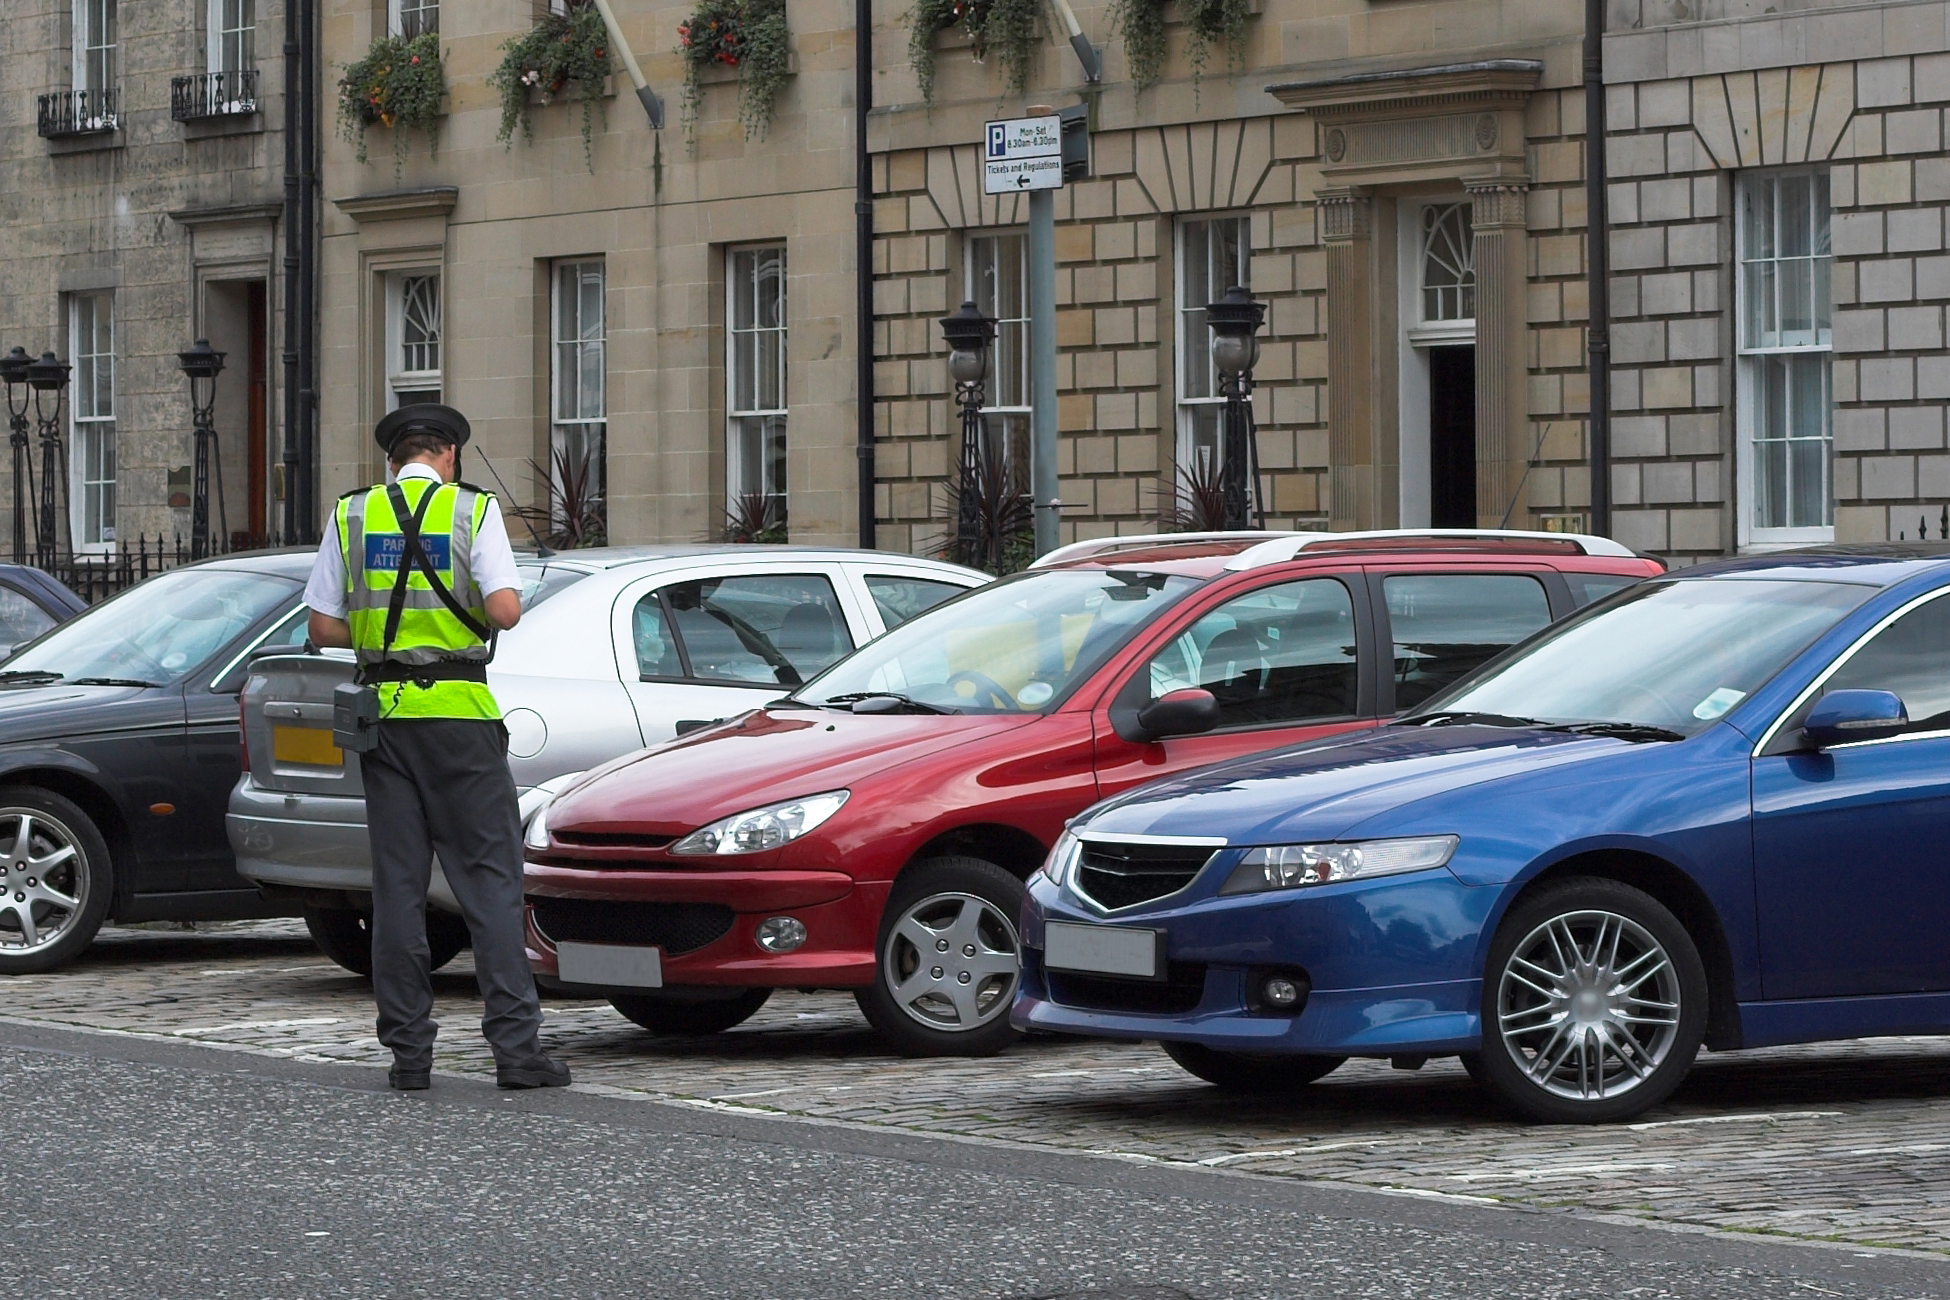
{"left": 304, "top": 462, "right": 521, "bottom": 619}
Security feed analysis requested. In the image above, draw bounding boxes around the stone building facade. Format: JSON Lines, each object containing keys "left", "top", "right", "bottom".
{"left": 0, "top": 0, "right": 289, "bottom": 555}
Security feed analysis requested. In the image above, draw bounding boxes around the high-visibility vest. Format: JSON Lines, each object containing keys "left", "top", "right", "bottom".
{"left": 335, "top": 477, "right": 500, "bottom": 721}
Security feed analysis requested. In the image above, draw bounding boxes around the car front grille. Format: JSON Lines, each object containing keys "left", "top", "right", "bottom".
{"left": 1045, "top": 963, "right": 1209, "bottom": 1016}
{"left": 1073, "top": 840, "right": 1217, "bottom": 910}
{"left": 530, "top": 898, "right": 734, "bottom": 955}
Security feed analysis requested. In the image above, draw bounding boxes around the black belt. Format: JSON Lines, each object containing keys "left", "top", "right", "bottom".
{"left": 357, "top": 660, "right": 489, "bottom": 686}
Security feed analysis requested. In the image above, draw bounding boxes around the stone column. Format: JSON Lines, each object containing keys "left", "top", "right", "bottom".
{"left": 1464, "top": 176, "right": 1531, "bottom": 528}
{"left": 1320, "top": 187, "right": 1378, "bottom": 531}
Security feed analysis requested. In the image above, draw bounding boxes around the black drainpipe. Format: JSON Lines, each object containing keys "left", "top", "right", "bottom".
{"left": 298, "top": 0, "right": 319, "bottom": 542}
{"left": 1585, "top": 0, "right": 1611, "bottom": 537}
{"left": 854, "top": 0, "right": 876, "bottom": 549}
{"left": 279, "top": 0, "right": 301, "bottom": 544}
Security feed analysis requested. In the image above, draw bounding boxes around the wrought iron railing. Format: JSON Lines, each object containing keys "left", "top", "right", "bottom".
{"left": 31, "top": 532, "right": 289, "bottom": 606}
{"left": 171, "top": 69, "right": 260, "bottom": 121}
{"left": 37, "top": 89, "right": 118, "bottom": 138}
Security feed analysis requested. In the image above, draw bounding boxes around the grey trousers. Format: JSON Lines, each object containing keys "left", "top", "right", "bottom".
{"left": 360, "top": 717, "right": 544, "bottom": 1069}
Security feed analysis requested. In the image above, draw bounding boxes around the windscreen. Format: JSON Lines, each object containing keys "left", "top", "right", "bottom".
{"left": 799, "top": 569, "right": 1202, "bottom": 714}
{"left": 1417, "top": 578, "right": 1873, "bottom": 737}
{"left": 4, "top": 567, "right": 299, "bottom": 685}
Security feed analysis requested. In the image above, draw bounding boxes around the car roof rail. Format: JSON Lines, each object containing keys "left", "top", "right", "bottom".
{"left": 1223, "top": 528, "right": 1642, "bottom": 570}
{"left": 1029, "top": 531, "right": 1305, "bottom": 569}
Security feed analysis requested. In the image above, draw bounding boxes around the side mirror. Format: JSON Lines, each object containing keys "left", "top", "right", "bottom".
{"left": 1802, "top": 688, "right": 1908, "bottom": 749}
{"left": 1132, "top": 688, "right": 1220, "bottom": 742}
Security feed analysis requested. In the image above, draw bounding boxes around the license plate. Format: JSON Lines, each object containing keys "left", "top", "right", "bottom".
{"left": 272, "top": 724, "right": 343, "bottom": 768}
{"left": 557, "top": 941, "right": 663, "bottom": 988}
{"left": 1043, "top": 921, "right": 1163, "bottom": 981}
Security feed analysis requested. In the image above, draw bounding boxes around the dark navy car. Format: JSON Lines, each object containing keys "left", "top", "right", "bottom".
{"left": 1014, "top": 545, "right": 1950, "bottom": 1123}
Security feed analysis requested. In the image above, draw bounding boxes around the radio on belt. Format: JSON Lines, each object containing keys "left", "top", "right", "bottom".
{"left": 333, "top": 681, "right": 379, "bottom": 753}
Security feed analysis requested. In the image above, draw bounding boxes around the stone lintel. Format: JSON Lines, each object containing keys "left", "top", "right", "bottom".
{"left": 330, "top": 186, "right": 459, "bottom": 224}
{"left": 168, "top": 201, "right": 284, "bottom": 228}
{"left": 1266, "top": 58, "right": 1544, "bottom": 120}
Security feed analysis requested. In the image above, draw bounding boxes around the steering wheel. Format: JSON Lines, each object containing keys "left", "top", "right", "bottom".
{"left": 944, "top": 670, "right": 1022, "bottom": 712}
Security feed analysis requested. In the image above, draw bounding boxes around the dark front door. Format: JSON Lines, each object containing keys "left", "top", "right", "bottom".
{"left": 1429, "top": 345, "right": 1476, "bottom": 528}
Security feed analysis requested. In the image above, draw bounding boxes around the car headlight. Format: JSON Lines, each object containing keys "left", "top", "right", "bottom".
{"left": 1036, "top": 830, "right": 1081, "bottom": 889}
{"left": 669, "top": 791, "right": 850, "bottom": 856}
{"left": 1218, "top": 835, "right": 1458, "bottom": 895}
{"left": 524, "top": 800, "right": 553, "bottom": 853}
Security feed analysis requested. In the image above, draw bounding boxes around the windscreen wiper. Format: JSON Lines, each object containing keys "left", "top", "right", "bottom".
{"left": 1543, "top": 721, "right": 1686, "bottom": 743}
{"left": 820, "top": 691, "right": 954, "bottom": 715}
{"left": 1405, "top": 710, "right": 1547, "bottom": 729}
{"left": 67, "top": 677, "right": 160, "bottom": 688}
{"left": 0, "top": 670, "right": 62, "bottom": 683}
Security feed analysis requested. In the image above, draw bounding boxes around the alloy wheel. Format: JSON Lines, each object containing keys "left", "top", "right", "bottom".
{"left": 881, "top": 891, "right": 1021, "bottom": 1033}
{"left": 1496, "top": 908, "right": 1682, "bottom": 1102}
{"left": 0, "top": 808, "right": 88, "bottom": 956}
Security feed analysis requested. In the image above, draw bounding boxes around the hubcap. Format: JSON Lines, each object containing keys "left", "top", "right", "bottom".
{"left": 882, "top": 892, "right": 1020, "bottom": 1032}
{"left": 1497, "top": 908, "right": 1681, "bottom": 1102}
{"left": 0, "top": 809, "right": 85, "bottom": 955}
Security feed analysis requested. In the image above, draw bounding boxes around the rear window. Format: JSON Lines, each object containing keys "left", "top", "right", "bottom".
{"left": 517, "top": 564, "right": 587, "bottom": 611}
{"left": 1385, "top": 573, "right": 1552, "bottom": 712}
{"left": 864, "top": 575, "right": 968, "bottom": 628}
{"left": 1564, "top": 571, "right": 1643, "bottom": 609}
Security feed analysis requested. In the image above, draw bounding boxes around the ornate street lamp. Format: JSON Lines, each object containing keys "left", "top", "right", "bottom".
{"left": 1206, "top": 285, "right": 1266, "bottom": 530}
{"left": 940, "top": 301, "right": 996, "bottom": 569}
{"left": 25, "top": 352, "right": 71, "bottom": 562}
{"left": 0, "top": 348, "right": 37, "bottom": 563}
{"left": 178, "top": 339, "right": 228, "bottom": 559}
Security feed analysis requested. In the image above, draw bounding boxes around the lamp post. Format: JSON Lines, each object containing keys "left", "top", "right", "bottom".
{"left": 179, "top": 339, "right": 228, "bottom": 559}
{"left": 0, "top": 348, "right": 36, "bottom": 563}
{"left": 940, "top": 301, "right": 995, "bottom": 569}
{"left": 25, "top": 352, "right": 71, "bottom": 563}
{"left": 1206, "top": 285, "right": 1266, "bottom": 531}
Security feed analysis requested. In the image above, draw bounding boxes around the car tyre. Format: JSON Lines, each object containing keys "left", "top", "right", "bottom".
{"left": 1478, "top": 878, "right": 1707, "bottom": 1124}
{"left": 609, "top": 988, "right": 772, "bottom": 1035}
{"left": 0, "top": 786, "right": 113, "bottom": 975}
{"left": 1160, "top": 1041, "right": 1346, "bottom": 1092}
{"left": 304, "top": 905, "right": 470, "bottom": 977}
{"left": 856, "top": 855, "right": 1025, "bottom": 1058}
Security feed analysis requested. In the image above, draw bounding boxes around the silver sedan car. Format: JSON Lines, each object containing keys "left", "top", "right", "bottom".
{"left": 227, "top": 546, "right": 986, "bottom": 973}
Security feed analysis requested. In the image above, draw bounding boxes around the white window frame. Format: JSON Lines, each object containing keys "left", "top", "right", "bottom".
{"left": 384, "top": 271, "right": 442, "bottom": 411}
{"left": 1737, "top": 167, "right": 1834, "bottom": 550}
{"left": 726, "top": 245, "right": 788, "bottom": 520}
{"left": 68, "top": 293, "right": 116, "bottom": 552}
{"left": 552, "top": 259, "right": 607, "bottom": 527}
{"left": 1174, "top": 215, "right": 1252, "bottom": 492}
{"left": 207, "top": 0, "right": 254, "bottom": 74}
{"left": 1396, "top": 197, "right": 1478, "bottom": 528}
{"left": 388, "top": 0, "right": 438, "bottom": 38}
{"left": 965, "top": 231, "right": 1033, "bottom": 482}
{"left": 73, "top": 0, "right": 116, "bottom": 94}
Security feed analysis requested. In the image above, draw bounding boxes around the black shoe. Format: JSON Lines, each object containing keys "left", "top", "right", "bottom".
{"left": 389, "top": 1065, "right": 431, "bottom": 1091}
{"left": 496, "top": 1055, "right": 570, "bottom": 1090}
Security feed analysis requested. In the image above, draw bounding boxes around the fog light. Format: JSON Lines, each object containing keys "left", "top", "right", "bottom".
{"left": 755, "top": 916, "right": 807, "bottom": 953}
{"left": 1261, "top": 975, "right": 1302, "bottom": 1009}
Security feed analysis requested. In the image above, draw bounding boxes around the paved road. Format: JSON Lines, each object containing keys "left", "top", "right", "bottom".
{"left": 6, "top": 1018, "right": 1946, "bottom": 1300}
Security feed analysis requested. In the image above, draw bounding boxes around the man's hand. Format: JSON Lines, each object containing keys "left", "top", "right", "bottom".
{"left": 308, "top": 611, "right": 353, "bottom": 648}
{"left": 486, "top": 588, "right": 521, "bottom": 631}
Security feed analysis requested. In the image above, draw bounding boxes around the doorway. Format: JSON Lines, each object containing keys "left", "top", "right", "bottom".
{"left": 1428, "top": 345, "right": 1476, "bottom": 527}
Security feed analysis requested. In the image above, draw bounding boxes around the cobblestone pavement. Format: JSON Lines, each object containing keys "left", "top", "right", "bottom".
{"left": 16, "top": 920, "right": 1950, "bottom": 1259}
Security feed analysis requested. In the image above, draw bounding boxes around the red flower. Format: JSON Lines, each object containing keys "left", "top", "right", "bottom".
{"left": 410, "top": 55, "right": 420, "bottom": 64}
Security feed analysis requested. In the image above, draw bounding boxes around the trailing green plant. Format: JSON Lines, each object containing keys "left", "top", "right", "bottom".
{"left": 488, "top": 1, "right": 614, "bottom": 170}
{"left": 1107, "top": 0, "right": 1166, "bottom": 93}
{"left": 677, "top": 0, "right": 791, "bottom": 147}
{"left": 1107, "top": 0, "right": 1250, "bottom": 98}
{"left": 336, "top": 31, "right": 445, "bottom": 176}
{"left": 908, "top": 0, "right": 1046, "bottom": 105}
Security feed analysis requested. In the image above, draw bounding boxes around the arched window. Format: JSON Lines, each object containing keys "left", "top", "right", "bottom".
{"left": 1421, "top": 204, "right": 1475, "bottom": 323}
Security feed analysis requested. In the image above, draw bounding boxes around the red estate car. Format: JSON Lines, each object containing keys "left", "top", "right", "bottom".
{"left": 523, "top": 530, "right": 1665, "bottom": 1056}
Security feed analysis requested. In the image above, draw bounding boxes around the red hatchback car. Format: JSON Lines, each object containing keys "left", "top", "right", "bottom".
{"left": 523, "top": 530, "right": 1664, "bottom": 1055}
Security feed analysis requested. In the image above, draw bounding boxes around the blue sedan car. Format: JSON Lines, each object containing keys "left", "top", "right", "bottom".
{"left": 1014, "top": 545, "right": 1950, "bottom": 1123}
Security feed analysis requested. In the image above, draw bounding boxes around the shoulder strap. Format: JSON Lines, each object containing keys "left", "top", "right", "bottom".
{"left": 384, "top": 482, "right": 494, "bottom": 647}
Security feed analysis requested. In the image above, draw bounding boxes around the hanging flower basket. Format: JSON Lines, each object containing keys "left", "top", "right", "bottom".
{"left": 678, "top": 0, "right": 792, "bottom": 147}
{"left": 335, "top": 31, "right": 445, "bottom": 177}
{"left": 909, "top": 0, "right": 1045, "bottom": 105}
{"left": 489, "top": 1, "right": 616, "bottom": 170}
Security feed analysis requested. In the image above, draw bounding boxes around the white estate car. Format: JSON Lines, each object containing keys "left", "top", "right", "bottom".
{"left": 227, "top": 545, "right": 987, "bottom": 973}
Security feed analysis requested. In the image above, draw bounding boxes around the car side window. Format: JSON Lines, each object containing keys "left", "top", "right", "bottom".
{"left": 865, "top": 575, "right": 966, "bottom": 628}
{"left": 1820, "top": 594, "right": 1950, "bottom": 733}
{"left": 1386, "top": 574, "right": 1552, "bottom": 713}
{"left": 1564, "top": 572, "right": 1642, "bottom": 609}
{"left": 1146, "top": 578, "right": 1358, "bottom": 728}
{"left": 0, "top": 585, "right": 57, "bottom": 658}
{"left": 660, "top": 574, "right": 856, "bottom": 687}
{"left": 633, "top": 594, "right": 684, "bottom": 679}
